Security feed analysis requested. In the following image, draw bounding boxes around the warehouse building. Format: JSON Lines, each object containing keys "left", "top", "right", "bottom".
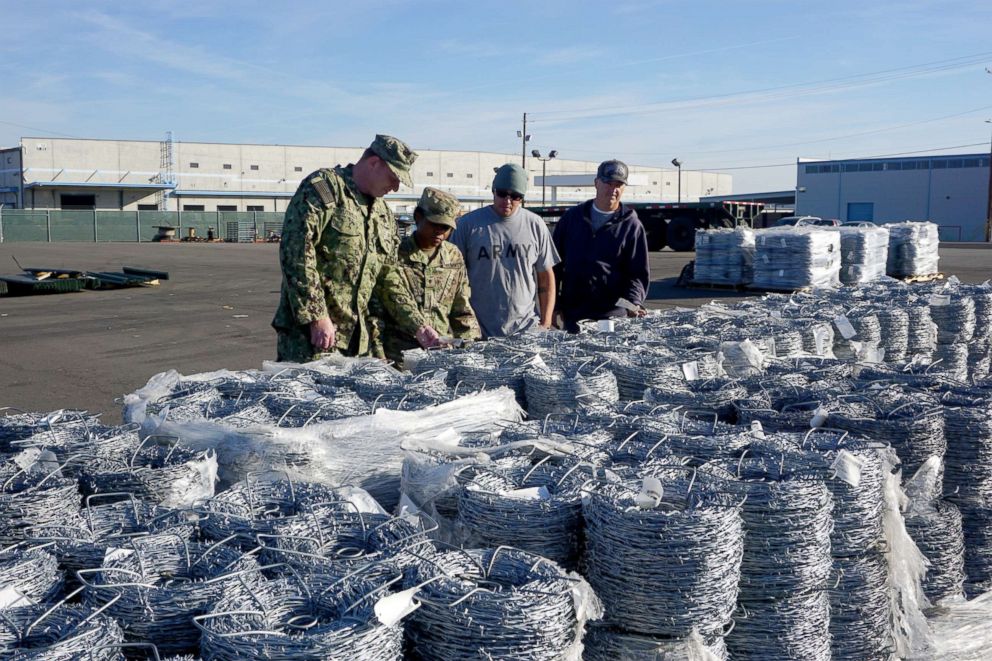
{"left": 795, "top": 153, "right": 991, "bottom": 241}
{"left": 0, "top": 137, "right": 731, "bottom": 213}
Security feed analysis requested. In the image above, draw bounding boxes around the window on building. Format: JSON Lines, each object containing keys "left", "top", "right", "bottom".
{"left": 652, "top": 181, "right": 658, "bottom": 185}
{"left": 223, "top": 164, "right": 232, "bottom": 170}
{"left": 294, "top": 166, "right": 303, "bottom": 172}
{"left": 247, "top": 205, "right": 264, "bottom": 211}
{"left": 426, "top": 171, "right": 434, "bottom": 177}
{"left": 932, "top": 160, "right": 947, "bottom": 169}
{"left": 886, "top": 162, "right": 903, "bottom": 171}
{"left": 963, "top": 158, "right": 979, "bottom": 168}
{"left": 217, "top": 205, "right": 237, "bottom": 212}
{"left": 250, "top": 165, "right": 259, "bottom": 171}
{"left": 446, "top": 173, "right": 454, "bottom": 178}
{"left": 847, "top": 202, "right": 874, "bottom": 222}
{"left": 189, "top": 162, "right": 199, "bottom": 168}
{"left": 844, "top": 163, "right": 859, "bottom": 172}
{"left": 872, "top": 163, "right": 884, "bottom": 171}
{"left": 858, "top": 163, "right": 873, "bottom": 172}
{"left": 137, "top": 204, "right": 158, "bottom": 211}
{"left": 60, "top": 194, "right": 96, "bottom": 209}
{"left": 183, "top": 204, "right": 205, "bottom": 211}
{"left": 467, "top": 173, "right": 474, "bottom": 179}
{"left": 947, "top": 159, "right": 963, "bottom": 168}
{"left": 981, "top": 158, "right": 990, "bottom": 168}
{"left": 805, "top": 165, "right": 817, "bottom": 174}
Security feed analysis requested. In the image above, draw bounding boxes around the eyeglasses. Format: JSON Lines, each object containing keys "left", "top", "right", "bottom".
{"left": 494, "top": 189, "right": 524, "bottom": 201}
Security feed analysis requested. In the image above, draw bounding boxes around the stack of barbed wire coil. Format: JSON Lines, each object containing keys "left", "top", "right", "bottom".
{"left": 3, "top": 600, "right": 125, "bottom": 660}
{"left": 349, "top": 369, "right": 452, "bottom": 411}
{"left": 404, "top": 547, "right": 579, "bottom": 660}
{"left": 827, "top": 388, "right": 945, "bottom": 483}
{"left": 583, "top": 466, "right": 743, "bottom": 643}
{"left": 456, "top": 457, "right": 590, "bottom": 568}
{"left": 645, "top": 379, "right": 748, "bottom": 422}
{"left": 848, "top": 309, "right": 882, "bottom": 346}
{"left": 452, "top": 353, "right": 534, "bottom": 406}
{"left": 607, "top": 351, "right": 683, "bottom": 401}
{"left": 263, "top": 389, "right": 371, "bottom": 427}
{"left": 827, "top": 549, "right": 892, "bottom": 660}
{"left": 196, "top": 569, "right": 404, "bottom": 660}
{"left": 904, "top": 500, "right": 966, "bottom": 603}
{"left": 200, "top": 478, "right": 352, "bottom": 550}
{"left": 837, "top": 226, "right": 888, "bottom": 284}
{"left": 902, "top": 302, "right": 938, "bottom": 356}
{"left": 582, "top": 625, "right": 729, "bottom": 661}
{"left": 720, "top": 456, "right": 834, "bottom": 661}
{"left": 884, "top": 221, "right": 940, "bottom": 277}
{"left": 77, "top": 437, "right": 214, "bottom": 505}
{"left": 874, "top": 308, "right": 910, "bottom": 362}
{"left": 933, "top": 342, "right": 970, "bottom": 381}
{"left": 692, "top": 227, "right": 755, "bottom": 286}
{"left": 523, "top": 358, "right": 619, "bottom": 419}
{"left": 0, "top": 546, "right": 63, "bottom": 606}
{"left": 940, "top": 391, "right": 992, "bottom": 503}
{"left": 752, "top": 228, "right": 840, "bottom": 290}
{"left": 929, "top": 294, "right": 976, "bottom": 344}
{"left": 0, "top": 459, "right": 80, "bottom": 544}
{"left": 79, "top": 533, "right": 261, "bottom": 656}
{"left": 954, "top": 502, "right": 992, "bottom": 597}
{"left": 0, "top": 409, "right": 100, "bottom": 452}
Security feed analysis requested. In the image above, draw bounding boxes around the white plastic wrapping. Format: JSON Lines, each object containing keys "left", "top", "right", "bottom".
{"left": 693, "top": 227, "right": 756, "bottom": 286}
{"left": 565, "top": 570, "right": 605, "bottom": 661}
{"left": 885, "top": 221, "right": 940, "bottom": 278}
{"left": 753, "top": 228, "right": 841, "bottom": 290}
{"left": 835, "top": 225, "right": 890, "bottom": 284}
{"left": 915, "top": 590, "right": 992, "bottom": 660}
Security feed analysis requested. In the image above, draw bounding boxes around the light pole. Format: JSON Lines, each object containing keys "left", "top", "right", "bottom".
{"left": 671, "top": 158, "right": 682, "bottom": 203}
{"left": 532, "top": 149, "right": 558, "bottom": 205}
{"left": 517, "top": 113, "right": 531, "bottom": 168}
{"left": 985, "top": 119, "right": 992, "bottom": 242}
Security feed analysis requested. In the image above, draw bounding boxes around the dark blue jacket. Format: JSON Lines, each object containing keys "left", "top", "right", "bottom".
{"left": 552, "top": 200, "right": 650, "bottom": 329}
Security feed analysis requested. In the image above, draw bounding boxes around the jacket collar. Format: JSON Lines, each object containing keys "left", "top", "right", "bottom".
{"left": 398, "top": 235, "right": 449, "bottom": 265}
{"left": 582, "top": 199, "right": 632, "bottom": 225}
{"left": 337, "top": 164, "right": 372, "bottom": 207}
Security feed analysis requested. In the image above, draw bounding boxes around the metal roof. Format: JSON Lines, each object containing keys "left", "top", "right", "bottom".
{"left": 24, "top": 181, "right": 175, "bottom": 190}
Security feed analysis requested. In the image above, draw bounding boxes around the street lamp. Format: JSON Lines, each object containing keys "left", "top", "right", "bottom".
{"left": 532, "top": 149, "right": 558, "bottom": 205}
{"left": 671, "top": 158, "right": 683, "bottom": 204}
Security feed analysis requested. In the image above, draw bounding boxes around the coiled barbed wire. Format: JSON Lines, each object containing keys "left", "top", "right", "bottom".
{"left": 0, "top": 546, "right": 63, "bottom": 606}
{"left": 837, "top": 225, "right": 889, "bottom": 285}
{"left": 583, "top": 466, "right": 743, "bottom": 639}
{"left": 930, "top": 295, "right": 976, "bottom": 345}
{"left": 828, "top": 549, "right": 892, "bottom": 661}
{"left": 582, "top": 624, "right": 729, "bottom": 661}
{"left": 932, "top": 343, "right": 970, "bottom": 381}
{"left": 457, "top": 457, "right": 592, "bottom": 568}
{"left": 884, "top": 221, "right": 940, "bottom": 278}
{"left": 79, "top": 533, "right": 261, "bottom": 656}
{"left": 452, "top": 352, "right": 536, "bottom": 407}
{"left": 645, "top": 379, "right": 748, "bottom": 422}
{"left": 0, "top": 409, "right": 101, "bottom": 454}
{"left": 953, "top": 501, "right": 992, "bottom": 598}
{"left": 523, "top": 358, "right": 619, "bottom": 419}
{"left": 195, "top": 569, "right": 404, "bottom": 661}
{"left": 404, "top": 546, "right": 582, "bottom": 661}
{"left": 0, "top": 458, "right": 80, "bottom": 545}
{"left": 874, "top": 308, "right": 910, "bottom": 362}
{"left": 4, "top": 599, "right": 125, "bottom": 660}
{"left": 904, "top": 500, "right": 966, "bottom": 603}
{"left": 200, "top": 477, "right": 354, "bottom": 550}
{"left": 940, "top": 391, "right": 992, "bottom": 503}
{"left": 693, "top": 227, "right": 755, "bottom": 286}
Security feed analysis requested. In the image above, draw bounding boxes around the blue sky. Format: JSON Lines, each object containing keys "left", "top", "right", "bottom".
{"left": 2, "top": 0, "right": 991, "bottom": 192}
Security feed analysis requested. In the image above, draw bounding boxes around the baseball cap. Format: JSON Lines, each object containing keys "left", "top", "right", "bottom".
{"left": 597, "top": 159, "right": 629, "bottom": 184}
{"left": 369, "top": 134, "right": 418, "bottom": 188}
{"left": 417, "top": 187, "right": 461, "bottom": 229}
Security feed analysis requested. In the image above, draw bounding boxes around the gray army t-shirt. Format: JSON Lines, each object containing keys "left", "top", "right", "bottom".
{"left": 450, "top": 205, "right": 560, "bottom": 337}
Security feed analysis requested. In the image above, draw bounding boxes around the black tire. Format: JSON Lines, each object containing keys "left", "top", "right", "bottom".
{"left": 666, "top": 216, "right": 697, "bottom": 252}
{"left": 647, "top": 227, "right": 667, "bottom": 252}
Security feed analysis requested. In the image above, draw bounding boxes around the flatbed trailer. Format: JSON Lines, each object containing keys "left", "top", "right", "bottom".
{"left": 528, "top": 200, "right": 765, "bottom": 251}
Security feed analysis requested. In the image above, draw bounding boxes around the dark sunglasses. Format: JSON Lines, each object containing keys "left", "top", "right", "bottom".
{"left": 494, "top": 189, "right": 524, "bottom": 202}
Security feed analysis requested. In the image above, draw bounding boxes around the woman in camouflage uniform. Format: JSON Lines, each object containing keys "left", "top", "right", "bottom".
{"left": 377, "top": 187, "right": 480, "bottom": 366}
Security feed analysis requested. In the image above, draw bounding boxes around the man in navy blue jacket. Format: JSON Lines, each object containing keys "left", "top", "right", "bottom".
{"left": 552, "top": 159, "right": 650, "bottom": 332}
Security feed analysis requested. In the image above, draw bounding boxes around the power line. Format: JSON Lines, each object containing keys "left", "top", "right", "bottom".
{"left": 0, "top": 120, "right": 81, "bottom": 139}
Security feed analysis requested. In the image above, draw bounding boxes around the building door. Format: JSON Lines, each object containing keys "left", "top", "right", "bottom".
{"left": 847, "top": 202, "right": 874, "bottom": 222}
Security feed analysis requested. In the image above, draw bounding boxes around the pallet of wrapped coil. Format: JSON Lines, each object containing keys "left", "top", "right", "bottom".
{"left": 835, "top": 225, "right": 889, "bottom": 284}
{"left": 884, "top": 221, "right": 940, "bottom": 278}
{"left": 752, "top": 227, "right": 841, "bottom": 291}
{"left": 693, "top": 227, "right": 755, "bottom": 286}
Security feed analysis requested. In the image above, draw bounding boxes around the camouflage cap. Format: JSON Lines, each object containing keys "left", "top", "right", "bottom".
{"left": 417, "top": 187, "right": 461, "bottom": 229}
{"left": 369, "top": 134, "right": 418, "bottom": 188}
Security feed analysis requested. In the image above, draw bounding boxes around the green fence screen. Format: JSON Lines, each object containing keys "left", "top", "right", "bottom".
{"left": 0, "top": 210, "right": 286, "bottom": 243}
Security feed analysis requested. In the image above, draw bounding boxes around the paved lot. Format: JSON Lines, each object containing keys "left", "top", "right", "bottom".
{"left": 0, "top": 241, "right": 988, "bottom": 423}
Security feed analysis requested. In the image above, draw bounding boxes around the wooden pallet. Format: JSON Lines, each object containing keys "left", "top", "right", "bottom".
{"left": 897, "top": 272, "right": 945, "bottom": 283}
{"left": 684, "top": 280, "right": 747, "bottom": 292}
{"left": 746, "top": 284, "right": 813, "bottom": 295}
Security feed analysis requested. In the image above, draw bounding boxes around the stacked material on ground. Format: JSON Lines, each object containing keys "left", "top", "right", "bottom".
{"left": 692, "top": 226, "right": 755, "bottom": 286}
{"left": 753, "top": 227, "right": 841, "bottom": 290}
{"left": 835, "top": 224, "right": 890, "bottom": 284}
{"left": 886, "top": 221, "right": 940, "bottom": 278}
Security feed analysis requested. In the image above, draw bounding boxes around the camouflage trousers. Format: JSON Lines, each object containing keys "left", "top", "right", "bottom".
{"left": 274, "top": 323, "right": 385, "bottom": 362}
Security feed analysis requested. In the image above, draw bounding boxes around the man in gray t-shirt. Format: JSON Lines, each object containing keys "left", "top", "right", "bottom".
{"left": 450, "top": 163, "right": 560, "bottom": 337}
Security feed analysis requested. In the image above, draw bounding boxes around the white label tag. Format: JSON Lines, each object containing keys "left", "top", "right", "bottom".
{"left": 597, "top": 319, "right": 615, "bottom": 333}
{"left": 830, "top": 450, "right": 865, "bottom": 487}
{"left": 681, "top": 361, "right": 700, "bottom": 381}
{"left": 929, "top": 293, "right": 950, "bottom": 307}
{"left": 375, "top": 586, "right": 422, "bottom": 626}
{"left": 103, "top": 547, "right": 135, "bottom": 564}
{"left": 501, "top": 486, "right": 550, "bottom": 501}
{"left": 0, "top": 587, "right": 31, "bottom": 610}
{"left": 750, "top": 420, "right": 766, "bottom": 439}
{"left": 526, "top": 354, "right": 549, "bottom": 371}
{"left": 810, "top": 406, "right": 829, "bottom": 428}
{"left": 615, "top": 298, "right": 638, "bottom": 312}
{"left": 634, "top": 476, "right": 664, "bottom": 509}
{"left": 812, "top": 325, "right": 830, "bottom": 356}
{"left": 834, "top": 315, "right": 857, "bottom": 339}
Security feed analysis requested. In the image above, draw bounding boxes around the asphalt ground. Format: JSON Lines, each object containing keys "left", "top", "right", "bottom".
{"left": 0, "top": 241, "right": 989, "bottom": 423}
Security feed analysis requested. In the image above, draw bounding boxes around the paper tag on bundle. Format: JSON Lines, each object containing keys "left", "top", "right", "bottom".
{"left": 810, "top": 406, "right": 829, "bottom": 428}
{"left": 830, "top": 450, "right": 865, "bottom": 487}
{"left": 770, "top": 310, "right": 782, "bottom": 318}
{"left": 502, "top": 486, "right": 550, "bottom": 501}
{"left": 0, "top": 587, "right": 32, "bottom": 610}
{"left": 615, "top": 298, "right": 639, "bottom": 313}
{"left": 598, "top": 319, "right": 615, "bottom": 332}
{"left": 812, "top": 325, "right": 830, "bottom": 356}
{"left": 375, "top": 586, "right": 422, "bottom": 626}
{"left": 103, "top": 547, "right": 135, "bottom": 564}
{"left": 948, "top": 275, "right": 961, "bottom": 285}
{"left": 929, "top": 293, "right": 950, "bottom": 307}
{"left": 525, "top": 354, "right": 549, "bottom": 371}
{"left": 833, "top": 315, "right": 857, "bottom": 339}
{"left": 681, "top": 361, "right": 700, "bottom": 381}
{"left": 750, "top": 421, "right": 766, "bottom": 439}
{"left": 634, "top": 476, "right": 664, "bottom": 509}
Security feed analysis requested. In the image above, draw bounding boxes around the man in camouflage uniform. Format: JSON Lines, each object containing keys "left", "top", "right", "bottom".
{"left": 272, "top": 134, "right": 418, "bottom": 362}
{"left": 377, "top": 187, "right": 480, "bottom": 365}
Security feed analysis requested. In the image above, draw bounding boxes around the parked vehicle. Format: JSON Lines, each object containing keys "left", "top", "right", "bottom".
{"left": 774, "top": 215, "right": 840, "bottom": 228}
{"left": 527, "top": 201, "right": 765, "bottom": 252}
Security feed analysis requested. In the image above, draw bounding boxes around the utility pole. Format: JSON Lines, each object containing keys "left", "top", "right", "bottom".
{"left": 519, "top": 113, "right": 529, "bottom": 168}
{"left": 985, "top": 119, "right": 992, "bottom": 242}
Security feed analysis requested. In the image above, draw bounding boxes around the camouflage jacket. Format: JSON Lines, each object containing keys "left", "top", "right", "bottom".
{"left": 377, "top": 236, "right": 480, "bottom": 363}
{"left": 271, "top": 165, "right": 398, "bottom": 357}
